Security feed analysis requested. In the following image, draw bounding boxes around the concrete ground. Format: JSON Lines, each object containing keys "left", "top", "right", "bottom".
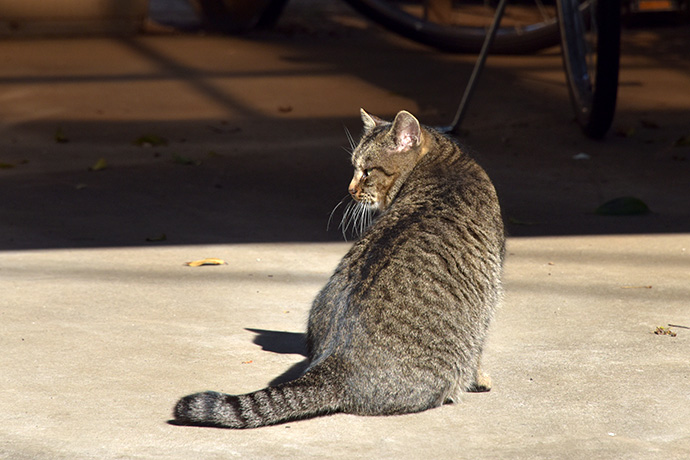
{"left": 1, "top": 1, "right": 689, "bottom": 459}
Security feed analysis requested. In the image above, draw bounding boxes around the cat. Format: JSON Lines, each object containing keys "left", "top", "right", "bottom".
{"left": 173, "top": 109, "right": 505, "bottom": 428}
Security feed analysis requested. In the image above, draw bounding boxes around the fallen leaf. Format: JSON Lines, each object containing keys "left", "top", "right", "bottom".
{"left": 89, "top": 158, "right": 107, "bottom": 171}
{"left": 572, "top": 152, "right": 590, "bottom": 160}
{"left": 654, "top": 326, "right": 677, "bottom": 337}
{"left": 241, "top": 360, "right": 253, "bottom": 364}
{"left": 145, "top": 233, "right": 167, "bottom": 242}
{"left": 172, "top": 153, "right": 200, "bottom": 166}
{"left": 639, "top": 119, "right": 660, "bottom": 129}
{"left": 55, "top": 127, "right": 69, "bottom": 143}
{"left": 595, "top": 197, "right": 650, "bottom": 216}
{"left": 674, "top": 135, "right": 690, "bottom": 147}
{"left": 133, "top": 134, "right": 168, "bottom": 147}
{"left": 184, "top": 258, "right": 227, "bottom": 267}
{"left": 508, "top": 217, "right": 540, "bottom": 226}
{"left": 0, "top": 162, "right": 14, "bottom": 169}
{"left": 615, "top": 126, "right": 635, "bottom": 138}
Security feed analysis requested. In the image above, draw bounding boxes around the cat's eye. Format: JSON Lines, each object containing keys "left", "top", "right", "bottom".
{"left": 362, "top": 168, "right": 373, "bottom": 178}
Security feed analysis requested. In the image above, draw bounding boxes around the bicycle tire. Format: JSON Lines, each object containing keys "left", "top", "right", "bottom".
{"left": 558, "top": 0, "right": 620, "bottom": 138}
{"left": 256, "top": 0, "right": 291, "bottom": 29}
{"left": 342, "top": 0, "right": 562, "bottom": 54}
{"left": 193, "top": 0, "right": 289, "bottom": 34}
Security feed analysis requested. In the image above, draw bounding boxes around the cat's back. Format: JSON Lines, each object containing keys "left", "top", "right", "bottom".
{"left": 308, "top": 122, "right": 504, "bottom": 359}
{"left": 333, "top": 132, "right": 504, "bottom": 322}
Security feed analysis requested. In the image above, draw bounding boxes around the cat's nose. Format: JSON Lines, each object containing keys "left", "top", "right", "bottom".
{"left": 348, "top": 180, "right": 358, "bottom": 197}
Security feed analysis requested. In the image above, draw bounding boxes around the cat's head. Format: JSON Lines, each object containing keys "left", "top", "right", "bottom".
{"left": 348, "top": 109, "right": 426, "bottom": 211}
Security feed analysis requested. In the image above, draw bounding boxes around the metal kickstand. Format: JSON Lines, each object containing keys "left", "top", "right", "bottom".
{"left": 438, "top": 0, "right": 508, "bottom": 134}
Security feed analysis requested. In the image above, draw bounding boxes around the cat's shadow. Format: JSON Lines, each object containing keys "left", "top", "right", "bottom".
{"left": 245, "top": 328, "right": 310, "bottom": 386}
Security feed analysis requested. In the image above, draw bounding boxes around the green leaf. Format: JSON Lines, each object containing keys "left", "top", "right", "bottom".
{"left": 674, "top": 135, "right": 690, "bottom": 147}
{"left": 615, "top": 126, "right": 635, "bottom": 138}
{"left": 133, "top": 134, "right": 168, "bottom": 147}
{"left": 508, "top": 217, "right": 540, "bottom": 226}
{"left": 172, "top": 153, "right": 200, "bottom": 166}
{"left": 595, "top": 197, "right": 650, "bottom": 216}
{"left": 55, "top": 127, "right": 69, "bottom": 143}
{"left": 639, "top": 119, "right": 660, "bottom": 129}
{"left": 89, "top": 158, "right": 107, "bottom": 171}
{"left": 145, "top": 233, "right": 167, "bottom": 242}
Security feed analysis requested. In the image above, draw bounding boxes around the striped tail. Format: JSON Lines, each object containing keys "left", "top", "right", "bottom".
{"left": 173, "top": 361, "right": 341, "bottom": 428}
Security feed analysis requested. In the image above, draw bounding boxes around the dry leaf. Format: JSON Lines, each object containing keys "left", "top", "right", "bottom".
{"left": 508, "top": 217, "right": 539, "bottom": 226}
{"left": 133, "top": 134, "right": 168, "bottom": 147}
{"left": 145, "top": 233, "right": 167, "bottom": 242}
{"left": 55, "top": 127, "right": 69, "bottom": 143}
{"left": 674, "top": 135, "right": 690, "bottom": 147}
{"left": 89, "top": 158, "right": 107, "bottom": 171}
{"left": 172, "top": 153, "right": 200, "bottom": 166}
{"left": 654, "top": 326, "right": 677, "bottom": 337}
{"left": 615, "top": 126, "right": 635, "bottom": 138}
{"left": 595, "top": 197, "right": 650, "bottom": 216}
{"left": 640, "top": 119, "right": 660, "bottom": 129}
{"left": 185, "top": 258, "right": 227, "bottom": 267}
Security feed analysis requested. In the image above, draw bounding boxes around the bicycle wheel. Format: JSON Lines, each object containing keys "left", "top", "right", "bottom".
{"left": 342, "top": 0, "right": 562, "bottom": 54}
{"left": 192, "top": 0, "right": 290, "bottom": 33}
{"left": 558, "top": 0, "right": 620, "bottom": 139}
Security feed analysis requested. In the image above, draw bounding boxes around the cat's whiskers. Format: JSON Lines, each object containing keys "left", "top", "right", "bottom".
{"left": 356, "top": 202, "right": 372, "bottom": 237}
{"left": 327, "top": 195, "right": 351, "bottom": 233}
{"left": 339, "top": 199, "right": 376, "bottom": 241}
{"left": 344, "top": 126, "right": 358, "bottom": 156}
{"left": 340, "top": 201, "right": 360, "bottom": 240}
{"left": 339, "top": 200, "right": 356, "bottom": 240}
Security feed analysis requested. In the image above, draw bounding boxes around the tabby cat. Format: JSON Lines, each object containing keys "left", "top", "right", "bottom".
{"left": 173, "top": 109, "right": 505, "bottom": 428}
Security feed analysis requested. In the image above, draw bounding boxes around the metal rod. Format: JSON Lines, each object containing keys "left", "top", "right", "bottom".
{"left": 439, "top": 0, "right": 509, "bottom": 134}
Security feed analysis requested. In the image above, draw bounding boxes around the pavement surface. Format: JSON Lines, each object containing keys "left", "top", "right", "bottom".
{"left": 1, "top": 1, "right": 689, "bottom": 459}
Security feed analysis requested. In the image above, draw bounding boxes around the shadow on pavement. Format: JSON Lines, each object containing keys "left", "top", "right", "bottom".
{"left": 1, "top": 2, "right": 689, "bottom": 251}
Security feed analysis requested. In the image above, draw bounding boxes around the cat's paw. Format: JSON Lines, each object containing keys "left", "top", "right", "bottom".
{"left": 468, "top": 372, "right": 492, "bottom": 393}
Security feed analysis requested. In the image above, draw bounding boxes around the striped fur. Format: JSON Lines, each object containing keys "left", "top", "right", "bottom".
{"left": 173, "top": 110, "right": 505, "bottom": 428}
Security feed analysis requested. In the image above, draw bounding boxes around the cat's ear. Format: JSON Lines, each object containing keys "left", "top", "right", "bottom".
{"left": 391, "top": 110, "right": 422, "bottom": 151}
{"left": 360, "top": 109, "right": 386, "bottom": 132}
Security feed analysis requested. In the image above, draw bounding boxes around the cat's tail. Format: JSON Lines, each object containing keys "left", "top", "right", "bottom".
{"left": 172, "top": 359, "right": 342, "bottom": 429}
